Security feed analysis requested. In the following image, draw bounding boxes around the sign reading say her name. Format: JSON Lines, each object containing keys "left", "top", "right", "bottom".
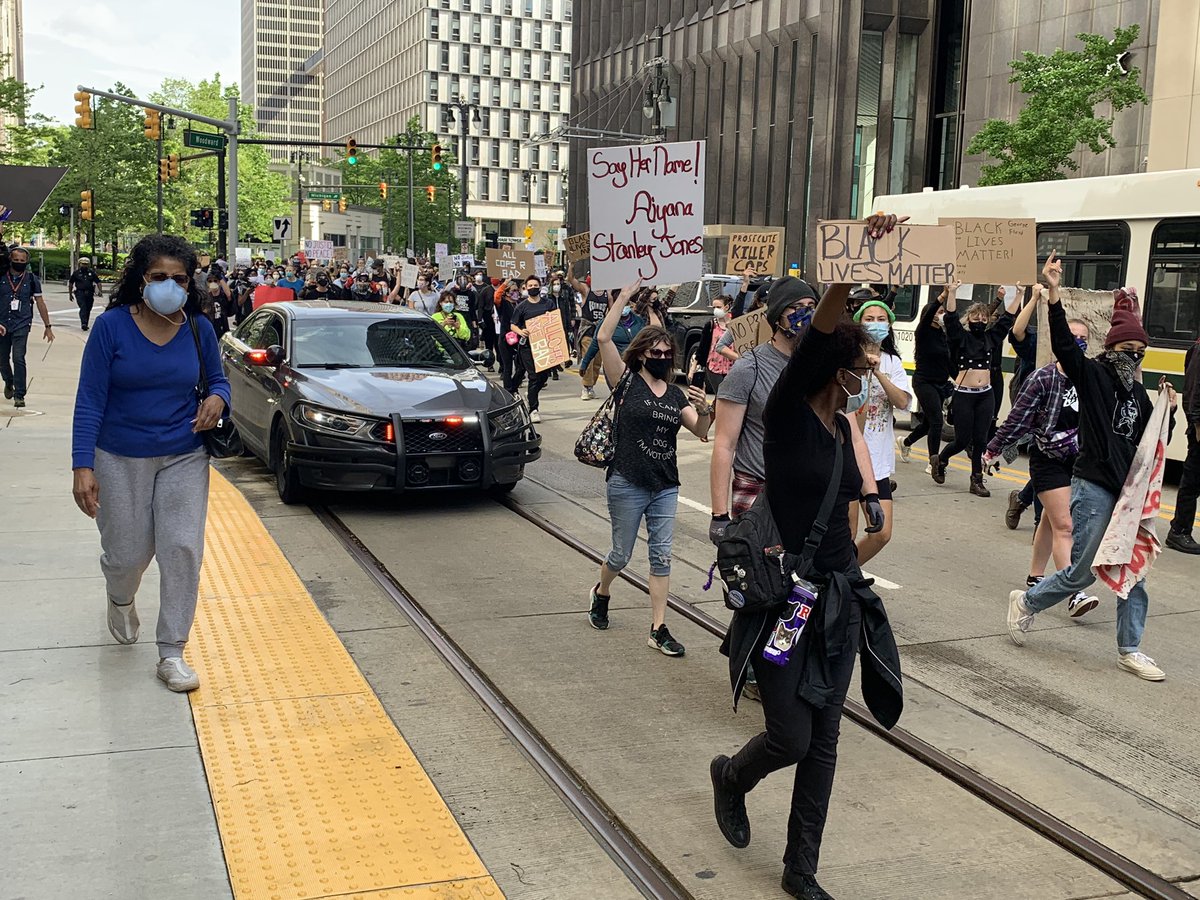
{"left": 939, "top": 217, "right": 1038, "bottom": 284}
{"left": 815, "top": 221, "right": 956, "bottom": 286}
{"left": 526, "top": 311, "right": 569, "bottom": 372}
{"left": 588, "top": 140, "right": 706, "bottom": 289}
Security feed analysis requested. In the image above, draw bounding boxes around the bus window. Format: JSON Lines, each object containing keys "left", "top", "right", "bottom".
{"left": 1146, "top": 217, "right": 1200, "bottom": 346}
{"left": 892, "top": 285, "right": 919, "bottom": 321}
{"left": 1036, "top": 223, "right": 1127, "bottom": 291}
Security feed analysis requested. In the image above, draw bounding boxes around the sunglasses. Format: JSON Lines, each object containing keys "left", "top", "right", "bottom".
{"left": 145, "top": 272, "right": 190, "bottom": 286}
{"left": 643, "top": 349, "right": 673, "bottom": 359}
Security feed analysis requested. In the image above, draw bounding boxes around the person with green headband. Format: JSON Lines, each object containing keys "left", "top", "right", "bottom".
{"left": 848, "top": 299, "right": 911, "bottom": 563}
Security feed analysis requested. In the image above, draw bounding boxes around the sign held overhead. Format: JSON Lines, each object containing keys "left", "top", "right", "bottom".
{"left": 485, "top": 246, "right": 538, "bottom": 281}
{"left": 726, "top": 231, "right": 783, "bottom": 277}
{"left": 815, "top": 221, "right": 956, "bottom": 286}
{"left": 939, "top": 217, "right": 1038, "bottom": 285}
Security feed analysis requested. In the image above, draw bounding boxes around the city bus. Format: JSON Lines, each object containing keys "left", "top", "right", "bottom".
{"left": 874, "top": 168, "right": 1200, "bottom": 462}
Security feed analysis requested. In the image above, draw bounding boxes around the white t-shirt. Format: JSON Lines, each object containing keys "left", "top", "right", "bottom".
{"left": 861, "top": 352, "right": 911, "bottom": 480}
{"left": 410, "top": 289, "right": 440, "bottom": 315}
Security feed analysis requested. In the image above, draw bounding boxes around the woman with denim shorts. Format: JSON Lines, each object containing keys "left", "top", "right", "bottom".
{"left": 586, "top": 279, "right": 713, "bottom": 656}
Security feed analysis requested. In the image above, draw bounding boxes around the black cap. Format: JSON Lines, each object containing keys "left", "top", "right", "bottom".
{"left": 764, "top": 277, "right": 819, "bottom": 327}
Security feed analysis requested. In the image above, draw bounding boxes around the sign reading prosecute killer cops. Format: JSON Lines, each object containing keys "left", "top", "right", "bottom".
{"left": 726, "top": 231, "right": 783, "bottom": 277}
{"left": 587, "top": 140, "right": 706, "bottom": 290}
{"left": 815, "top": 221, "right": 956, "bottom": 286}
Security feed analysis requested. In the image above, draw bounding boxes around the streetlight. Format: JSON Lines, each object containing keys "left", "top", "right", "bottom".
{"left": 522, "top": 171, "right": 536, "bottom": 227}
{"left": 444, "top": 98, "right": 481, "bottom": 223}
{"left": 289, "top": 150, "right": 312, "bottom": 255}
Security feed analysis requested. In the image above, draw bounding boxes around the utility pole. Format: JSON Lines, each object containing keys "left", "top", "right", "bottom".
{"left": 156, "top": 130, "right": 164, "bottom": 233}
{"left": 216, "top": 150, "right": 227, "bottom": 253}
{"left": 290, "top": 149, "right": 310, "bottom": 259}
{"left": 407, "top": 143, "right": 415, "bottom": 254}
{"left": 652, "top": 26, "right": 665, "bottom": 137}
{"left": 444, "top": 98, "right": 480, "bottom": 222}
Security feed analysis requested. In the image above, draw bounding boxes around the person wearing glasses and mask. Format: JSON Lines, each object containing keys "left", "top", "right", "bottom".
{"left": 1007, "top": 253, "right": 1178, "bottom": 682}
{"left": 587, "top": 279, "right": 712, "bottom": 656}
{"left": 70, "top": 235, "right": 231, "bottom": 694}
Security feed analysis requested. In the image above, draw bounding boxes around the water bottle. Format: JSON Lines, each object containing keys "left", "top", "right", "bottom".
{"left": 761, "top": 576, "right": 818, "bottom": 667}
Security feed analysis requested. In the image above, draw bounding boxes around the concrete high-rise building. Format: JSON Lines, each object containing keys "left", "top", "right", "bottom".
{"left": 0, "top": 0, "right": 24, "bottom": 142}
{"left": 241, "top": 0, "right": 324, "bottom": 163}
{"left": 570, "top": 0, "right": 1185, "bottom": 273}
{"left": 323, "top": 0, "right": 572, "bottom": 247}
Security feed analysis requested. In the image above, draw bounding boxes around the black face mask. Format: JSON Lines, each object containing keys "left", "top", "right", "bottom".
{"left": 968, "top": 321, "right": 986, "bottom": 335}
{"left": 317, "top": 276, "right": 330, "bottom": 286}
{"left": 643, "top": 358, "right": 672, "bottom": 380}
{"left": 527, "top": 287, "right": 541, "bottom": 298}
{"left": 10, "top": 260, "right": 28, "bottom": 272}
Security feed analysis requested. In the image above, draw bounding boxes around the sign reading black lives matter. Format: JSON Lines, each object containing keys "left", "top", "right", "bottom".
{"left": 816, "top": 221, "right": 956, "bottom": 286}
{"left": 588, "top": 140, "right": 706, "bottom": 290}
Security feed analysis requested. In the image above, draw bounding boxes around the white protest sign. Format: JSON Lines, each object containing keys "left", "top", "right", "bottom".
{"left": 534, "top": 253, "right": 548, "bottom": 280}
{"left": 400, "top": 263, "right": 420, "bottom": 289}
{"left": 303, "top": 239, "right": 334, "bottom": 260}
{"left": 587, "top": 140, "right": 706, "bottom": 290}
{"left": 435, "top": 242, "right": 449, "bottom": 261}
{"left": 235, "top": 247, "right": 252, "bottom": 266}
{"left": 452, "top": 253, "right": 475, "bottom": 269}
{"left": 380, "top": 254, "right": 402, "bottom": 270}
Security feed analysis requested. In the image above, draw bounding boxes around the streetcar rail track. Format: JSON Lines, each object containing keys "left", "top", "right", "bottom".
{"left": 495, "top": 491, "right": 1194, "bottom": 900}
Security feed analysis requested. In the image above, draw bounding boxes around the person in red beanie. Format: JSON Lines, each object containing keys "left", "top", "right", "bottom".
{"left": 1007, "top": 252, "right": 1178, "bottom": 681}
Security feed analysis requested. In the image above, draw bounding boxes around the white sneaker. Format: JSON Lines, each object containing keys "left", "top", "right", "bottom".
{"left": 923, "top": 463, "right": 932, "bottom": 475}
{"left": 1007, "top": 590, "right": 1035, "bottom": 646}
{"left": 1067, "top": 592, "right": 1099, "bottom": 618}
{"left": 580, "top": 387, "right": 593, "bottom": 400}
{"left": 1118, "top": 651, "right": 1165, "bottom": 681}
{"left": 107, "top": 596, "right": 140, "bottom": 644}
{"left": 156, "top": 657, "right": 200, "bottom": 692}
{"left": 530, "top": 410, "right": 541, "bottom": 424}
{"left": 896, "top": 437, "right": 911, "bottom": 463}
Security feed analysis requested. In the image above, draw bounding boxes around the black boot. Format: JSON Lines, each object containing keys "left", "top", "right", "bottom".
{"left": 709, "top": 755, "right": 750, "bottom": 848}
{"left": 782, "top": 869, "right": 836, "bottom": 900}
{"left": 931, "top": 456, "right": 947, "bottom": 485}
{"left": 970, "top": 474, "right": 991, "bottom": 497}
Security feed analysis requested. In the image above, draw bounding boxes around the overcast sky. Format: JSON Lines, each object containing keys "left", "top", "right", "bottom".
{"left": 23, "top": 0, "right": 241, "bottom": 124}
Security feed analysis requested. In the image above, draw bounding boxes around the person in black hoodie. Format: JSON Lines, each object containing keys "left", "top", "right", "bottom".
{"left": 711, "top": 213, "right": 902, "bottom": 900}
{"left": 899, "top": 284, "right": 955, "bottom": 465}
{"left": 1007, "top": 252, "right": 1178, "bottom": 682}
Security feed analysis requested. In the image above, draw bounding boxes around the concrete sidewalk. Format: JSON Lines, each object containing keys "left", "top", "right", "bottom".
{"left": 0, "top": 291, "right": 232, "bottom": 900}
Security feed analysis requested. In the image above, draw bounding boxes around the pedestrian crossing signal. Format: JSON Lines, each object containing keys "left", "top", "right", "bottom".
{"left": 73, "top": 91, "right": 93, "bottom": 129}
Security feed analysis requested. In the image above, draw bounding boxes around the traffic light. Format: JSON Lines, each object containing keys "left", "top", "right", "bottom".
{"left": 218, "top": 209, "right": 229, "bottom": 229}
{"left": 168, "top": 154, "right": 180, "bottom": 179}
{"left": 346, "top": 138, "right": 358, "bottom": 165}
{"left": 73, "top": 91, "right": 93, "bottom": 129}
{"left": 80, "top": 190, "right": 94, "bottom": 221}
{"left": 379, "top": 181, "right": 388, "bottom": 200}
{"left": 338, "top": 198, "right": 347, "bottom": 213}
{"left": 159, "top": 158, "right": 169, "bottom": 180}
{"left": 426, "top": 185, "right": 436, "bottom": 203}
{"left": 431, "top": 143, "right": 443, "bottom": 171}
{"left": 524, "top": 224, "right": 534, "bottom": 243}
{"left": 322, "top": 200, "right": 332, "bottom": 212}
{"left": 143, "top": 108, "right": 161, "bottom": 141}
{"left": 190, "top": 208, "right": 213, "bottom": 228}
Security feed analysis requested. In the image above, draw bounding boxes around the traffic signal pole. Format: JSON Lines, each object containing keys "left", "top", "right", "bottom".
{"left": 156, "top": 131, "right": 164, "bottom": 234}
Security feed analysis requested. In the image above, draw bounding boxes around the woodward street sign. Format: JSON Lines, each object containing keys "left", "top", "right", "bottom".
{"left": 183, "top": 130, "right": 227, "bottom": 151}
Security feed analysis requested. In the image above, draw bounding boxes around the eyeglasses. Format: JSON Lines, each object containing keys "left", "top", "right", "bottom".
{"left": 145, "top": 272, "right": 190, "bottom": 286}
{"left": 644, "top": 349, "right": 673, "bottom": 359}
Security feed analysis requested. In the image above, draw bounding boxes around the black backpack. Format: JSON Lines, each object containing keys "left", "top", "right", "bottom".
{"left": 715, "top": 429, "right": 843, "bottom": 613}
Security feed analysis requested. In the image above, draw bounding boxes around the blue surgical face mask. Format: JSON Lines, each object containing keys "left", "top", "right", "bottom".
{"left": 863, "top": 321, "right": 891, "bottom": 344}
{"left": 1074, "top": 336, "right": 1088, "bottom": 353}
{"left": 622, "top": 305, "right": 632, "bottom": 316}
{"left": 143, "top": 278, "right": 188, "bottom": 316}
{"left": 842, "top": 370, "right": 870, "bottom": 413}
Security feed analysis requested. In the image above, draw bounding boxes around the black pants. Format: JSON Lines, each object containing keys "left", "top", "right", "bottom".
{"left": 0, "top": 329, "right": 30, "bottom": 399}
{"left": 1171, "top": 426, "right": 1200, "bottom": 535}
{"left": 520, "top": 345, "right": 551, "bottom": 412}
{"left": 904, "top": 376, "right": 946, "bottom": 458}
{"left": 76, "top": 292, "right": 96, "bottom": 328}
{"left": 939, "top": 389, "right": 995, "bottom": 477}
{"left": 729, "top": 602, "right": 862, "bottom": 874}
{"left": 499, "top": 339, "right": 523, "bottom": 392}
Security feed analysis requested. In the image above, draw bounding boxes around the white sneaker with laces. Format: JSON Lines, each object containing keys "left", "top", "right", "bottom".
{"left": 1118, "top": 651, "right": 1165, "bottom": 681}
{"left": 580, "top": 387, "right": 593, "bottom": 400}
{"left": 923, "top": 463, "right": 932, "bottom": 475}
{"left": 896, "top": 437, "right": 911, "bottom": 463}
{"left": 156, "top": 657, "right": 200, "bottom": 692}
{"left": 1067, "top": 591, "right": 1099, "bottom": 618}
{"left": 530, "top": 410, "right": 542, "bottom": 424}
{"left": 107, "top": 596, "right": 140, "bottom": 645}
{"left": 1007, "top": 590, "right": 1035, "bottom": 646}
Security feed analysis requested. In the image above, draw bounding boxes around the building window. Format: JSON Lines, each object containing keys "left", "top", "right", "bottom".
{"left": 524, "top": 0, "right": 534, "bottom": 14}
{"left": 850, "top": 31, "right": 883, "bottom": 218}
{"left": 430, "top": 13, "right": 439, "bottom": 39}
{"left": 480, "top": 171, "right": 490, "bottom": 201}
{"left": 522, "top": 54, "right": 532, "bottom": 79}
{"left": 931, "top": 0, "right": 968, "bottom": 190}
{"left": 542, "top": 55, "right": 551, "bottom": 80}
{"left": 482, "top": 50, "right": 492, "bottom": 74}
{"left": 493, "top": 17, "right": 502, "bottom": 43}
{"left": 491, "top": 141, "right": 501, "bottom": 167}
{"left": 521, "top": 111, "right": 531, "bottom": 136}
{"left": 472, "top": 15, "right": 481, "bottom": 42}
{"left": 471, "top": 77, "right": 481, "bottom": 104}
{"left": 511, "top": 144, "right": 521, "bottom": 168}
{"left": 499, "top": 174, "right": 509, "bottom": 202}
{"left": 564, "top": 0, "right": 571, "bottom": 21}
{"left": 553, "top": 23, "right": 562, "bottom": 50}
{"left": 451, "top": 16, "right": 460, "bottom": 41}
{"left": 511, "top": 82, "right": 521, "bottom": 106}
{"left": 440, "top": 43, "right": 450, "bottom": 72}
{"left": 428, "top": 75, "right": 440, "bottom": 102}
{"left": 533, "top": 21, "right": 543, "bottom": 49}
{"left": 502, "top": 49, "right": 512, "bottom": 77}
{"left": 492, "top": 81, "right": 502, "bottom": 105}
{"left": 531, "top": 83, "right": 541, "bottom": 109}
{"left": 471, "top": 138, "right": 480, "bottom": 165}
{"left": 890, "top": 32, "right": 919, "bottom": 194}
{"left": 550, "top": 144, "right": 559, "bottom": 170}
{"left": 551, "top": 86, "right": 561, "bottom": 111}
{"left": 562, "top": 60, "right": 571, "bottom": 82}
{"left": 539, "top": 178, "right": 549, "bottom": 205}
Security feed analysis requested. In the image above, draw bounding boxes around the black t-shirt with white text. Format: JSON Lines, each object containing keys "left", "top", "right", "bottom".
{"left": 610, "top": 374, "right": 689, "bottom": 492}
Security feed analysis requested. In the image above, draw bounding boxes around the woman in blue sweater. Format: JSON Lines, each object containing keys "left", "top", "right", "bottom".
{"left": 71, "top": 235, "right": 232, "bottom": 693}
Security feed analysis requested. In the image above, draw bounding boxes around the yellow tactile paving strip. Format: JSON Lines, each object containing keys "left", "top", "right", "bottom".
{"left": 186, "top": 471, "right": 503, "bottom": 900}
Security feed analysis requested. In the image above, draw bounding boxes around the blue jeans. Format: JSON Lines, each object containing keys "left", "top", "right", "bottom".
{"left": 605, "top": 472, "right": 678, "bottom": 576}
{"left": 1024, "top": 477, "right": 1149, "bottom": 653}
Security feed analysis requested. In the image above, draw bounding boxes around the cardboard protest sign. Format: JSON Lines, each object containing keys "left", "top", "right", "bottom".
{"left": 940, "top": 217, "right": 1037, "bottom": 285}
{"left": 485, "top": 246, "right": 537, "bottom": 281}
{"left": 1035, "top": 288, "right": 1115, "bottom": 369}
{"left": 526, "top": 311, "right": 569, "bottom": 372}
{"left": 727, "top": 232, "right": 783, "bottom": 277}
{"left": 564, "top": 231, "right": 591, "bottom": 264}
{"left": 815, "top": 221, "right": 955, "bottom": 286}
{"left": 400, "top": 263, "right": 420, "bottom": 289}
{"left": 587, "top": 140, "right": 705, "bottom": 289}
{"left": 728, "top": 307, "right": 774, "bottom": 354}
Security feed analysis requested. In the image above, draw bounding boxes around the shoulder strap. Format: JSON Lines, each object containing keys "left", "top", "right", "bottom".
{"left": 188, "top": 315, "right": 210, "bottom": 398}
{"left": 794, "top": 419, "right": 845, "bottom": 576}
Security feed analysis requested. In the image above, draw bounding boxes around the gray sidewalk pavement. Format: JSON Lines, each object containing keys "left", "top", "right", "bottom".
{"left": 0, "top": 287, "right": 232, "bottom": 900}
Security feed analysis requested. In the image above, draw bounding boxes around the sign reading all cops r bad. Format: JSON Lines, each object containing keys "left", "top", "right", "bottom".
{"left": 816, "top": 221, "right": 956, "bottom": 286}
{"left": 587, "top": 140, "right": 706, "bottom": 289}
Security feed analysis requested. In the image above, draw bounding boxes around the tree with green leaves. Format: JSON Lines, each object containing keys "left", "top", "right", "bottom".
{"left": 966, "top": 26, "right": 1149, "bottom": 186}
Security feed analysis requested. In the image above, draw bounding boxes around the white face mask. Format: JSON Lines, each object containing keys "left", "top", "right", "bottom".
{"left": 712, "top": 307, "right": 727, "bottom": 320}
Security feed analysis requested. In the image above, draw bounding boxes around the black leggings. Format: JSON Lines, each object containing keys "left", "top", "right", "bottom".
{"left": 499, "top": 340, "right": 524, "bottom": 392}
{"left": 520, "top": 345, "right": 552, "bottom": 412}
{"left": 904, "top": 377, "right": 946, "bottom": 458}
{"left": 938, "top": 389, "right": 995, "bottom": 477}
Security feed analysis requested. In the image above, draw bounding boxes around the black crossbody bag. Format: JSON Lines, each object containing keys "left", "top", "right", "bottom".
{"left": 716, "top": 428, "right": 843, "bottom": 613}
{"left": 189, "top": 316, "right": 244, "bottom": 459}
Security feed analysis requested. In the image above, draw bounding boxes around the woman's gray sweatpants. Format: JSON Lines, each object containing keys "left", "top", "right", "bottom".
{"left": 94, "top": 447, "right": 211, "bottom": 657}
